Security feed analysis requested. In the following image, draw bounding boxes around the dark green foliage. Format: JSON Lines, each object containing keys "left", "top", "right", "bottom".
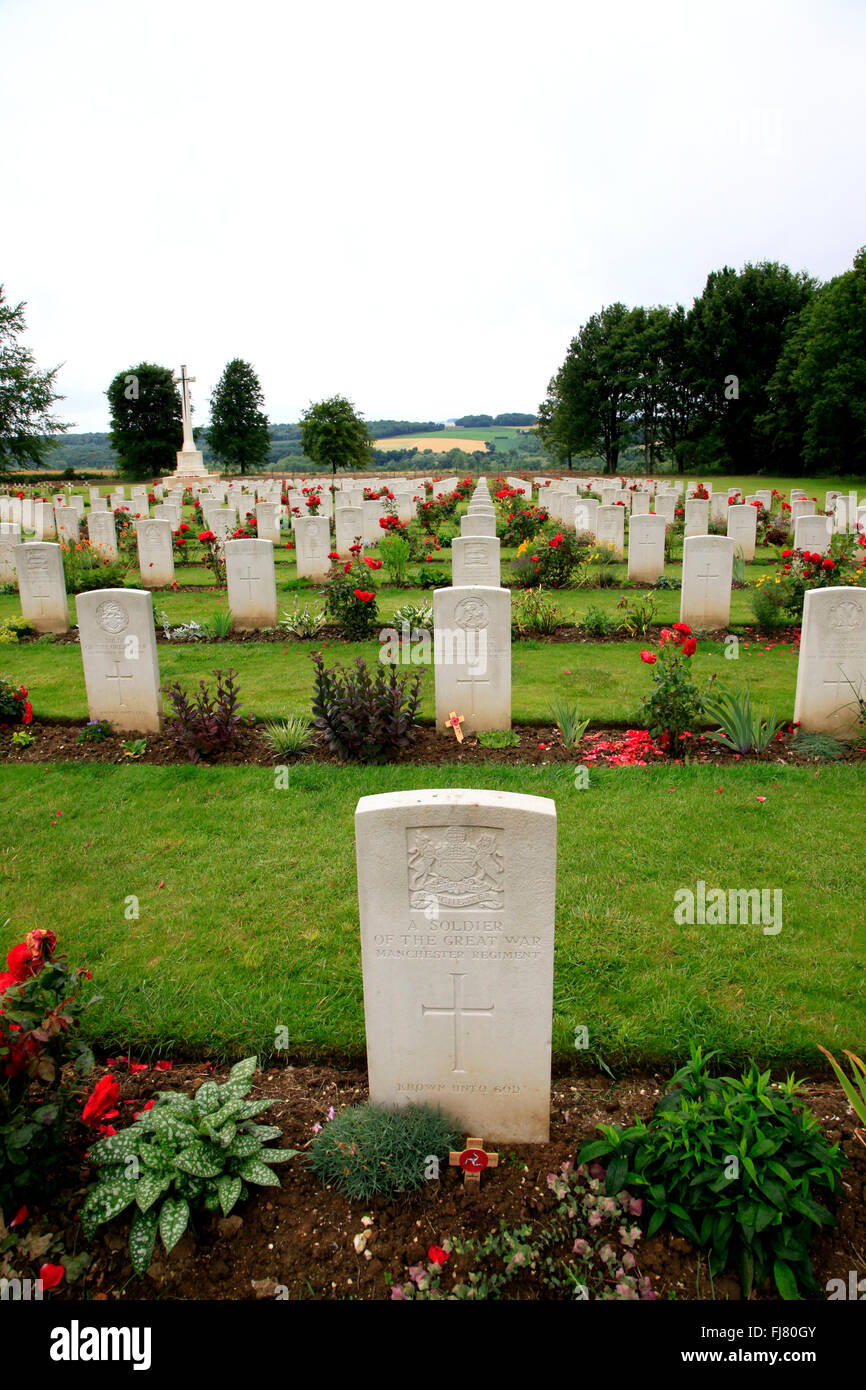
{"left": 299, "top": 395, "right": 373, "bottom": 479}
{"left": 0, "top": 285, "right": 68, "bottom": 470}
{"left": 164, "top": 668, "right": 252, "bottom": 763}
{"left": 207, "top": 359, "right": 270, "bottom": 475}
{"left": 577, "top": 1046, "right": 845, "bottom": 1300}
{"left": 106, "top": 362, "right": 182, "bottom": 479}
{"left": 81, "top": 1057, "right": 297, "bottom": 1275}
{"left": 310, "top": 652, "right": 422, "bottom": 764}
{"left": 791, "top": 730, "right": 846, "bottom": 762}
{"left": 322, "top": 557, "right": 379, "bottom": 640}
{"left": 308, "top": 1103, "right": 461, "bottom": 1201}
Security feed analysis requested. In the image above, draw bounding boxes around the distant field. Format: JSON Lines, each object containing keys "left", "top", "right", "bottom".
{"left": 372, "top": 434, "right": 487, "bottom": 453}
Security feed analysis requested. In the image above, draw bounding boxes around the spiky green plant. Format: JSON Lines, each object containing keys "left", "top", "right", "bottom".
{"left": 703, "top": 681, "right": 783, "bottom": 754}
{"left": 260, "top": 715, "right": 313, "bottom": 756}
{"left": 308, "top": 1103, "right": 461, "bottom": 1201}
{"left": 81, "top": 1057, "right": 297, "bottom": 1274}
{"left": 204, "top": 609, "right": 234, "bottom": 639}
{"left": 548, "top": 695, "right": 590, "bottom": 749}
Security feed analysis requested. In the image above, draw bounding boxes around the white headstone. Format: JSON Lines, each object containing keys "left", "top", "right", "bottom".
{"left": 627, "top": 514, "right": 666, "bottom": 584}
{"left": 793, "top": 515, "right": 832, "bottom": 555}
{"left": 135, "top": 519, "right": 176, "bottom": 588}
{"left": 460, "top": 513, "right": 497, "bottom": 538}
{"left": 86, "top": 510, "right": 118, "bottom": 562}
{"left": 255, "top": 502, "right": 281, "bottom": 544}
{"left": 355, "top": 786, "right": 557, "bottom": 1142}
{"left": 294, "top": 515, "right": 332, "bottom": 580}
{"left": 433, "top": 587, "right": 511, "bottom": 733}
{"left": 75, "top": 589, "right": 163, "bottom": 733}
{"left": 794, "top": 588, "right": 866, "bottom": 737}
{"left": 0, "top": 523, "right": 22, "bottom": 582}
{"left": 680, "top": 535, "right": 734, "bottom": 630}
{"left": 334, "top": 506, "right": 365, "bottom": 559}
{"left": 726, "top": 504, "right": 758, "bottom": 563}
{"left": 451, "top": 535, "right": 501, "bottom": 588}
{"left": 573, "top": 498, "right": 599, "bottom": 537}
{"left": 33, "top": 501, "right": 55, "bottom": 541}
{"left": 595, "top": 505, "right": 625, "bottom": 559}
{"left": 55, "top": 506, "right": 80, "bottom": 544}
{"left": 225, "top": 538, "right": 277, "bottom": 629}
{"left": 684, "top": 498, "right": 710, "bottom": 538}
{"left": 14, "top": 541, "right": 70, "bottom": 633}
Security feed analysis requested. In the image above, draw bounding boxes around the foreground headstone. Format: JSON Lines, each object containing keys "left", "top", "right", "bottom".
{"left": 355, "top": 787, "right": 557, "bottom": 1142}
{"left": 680, "top": 535, "right": 734, "bottom": 630}
{"left": 627, "top": 514, "right": 666, "bottom": 584}
{"left": 135, "top": 519, "right": 175, "bottom": 588}
{"left": 14, "top": 541, "right": 69, "bottom": 633}
{"left": 433, "top": 586, "right": 510, "bottom": 733}
{"left": 75, "top": 589, "right": 163, "bottom": 733}
{"left": 793, "top": 587, "right": 866, "bottom": 737}
{"left": 225, "top": 538, "right": 277, "bottom": 629}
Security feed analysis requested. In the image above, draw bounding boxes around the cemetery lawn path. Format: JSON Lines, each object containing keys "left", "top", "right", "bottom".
{"left": 3, "top": 761, "right": 863, "bottom": 1069}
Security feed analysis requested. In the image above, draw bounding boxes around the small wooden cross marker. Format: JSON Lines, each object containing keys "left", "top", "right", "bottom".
{"left": 447, "top": 710, "right": 465, "bottom": 743}
{"left": 449, "top": 1137, "right": 499, "bottom": 1190}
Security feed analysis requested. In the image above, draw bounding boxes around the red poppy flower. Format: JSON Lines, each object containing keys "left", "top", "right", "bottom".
{"left": 129, "top": 1061, "right": 148, "bottom": 1074}
{"left": 428, "top": 1245, "right": 450, "bottom": 1266}
{"left": 640, "top": 650, "right": 657, "bottom": 664}
{"left": 82, "top": 1074, "right": 120, "bottom": 1126}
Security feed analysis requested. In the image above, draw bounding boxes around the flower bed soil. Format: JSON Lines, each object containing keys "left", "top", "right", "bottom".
{"left": 3, "top": 721, "right": 865, "bottom": 767}
{"left": 25, "top": 1060, "right": 866, "bottom": 1303}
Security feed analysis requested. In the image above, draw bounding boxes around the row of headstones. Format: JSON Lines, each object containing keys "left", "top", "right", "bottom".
{"left": 8, "top": 541, "right": 866, "bottom": 747}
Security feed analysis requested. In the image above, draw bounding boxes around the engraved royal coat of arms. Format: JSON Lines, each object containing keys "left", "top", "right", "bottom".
{"left": 407, "top": 826, "right": 504, "bottom": 910}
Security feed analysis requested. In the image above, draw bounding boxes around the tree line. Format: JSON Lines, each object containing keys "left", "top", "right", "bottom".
{"left": 537, "top": 250, "right": 866, "bottom": 477}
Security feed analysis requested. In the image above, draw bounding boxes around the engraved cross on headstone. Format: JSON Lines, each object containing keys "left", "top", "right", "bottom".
{"left": 421, "top": 973, "right": 494, "bottom": 1073}
{"left": 237, "top": 566, "right": 260, "bottom": 599}
{"left": 105, "top": 661, "right": 134, "bottom": 707}
{"left": 823, "top": 666, "right": 862, "bottom": 710}
{"left": 694, "top": 561, "right": 720, "bottom": 596}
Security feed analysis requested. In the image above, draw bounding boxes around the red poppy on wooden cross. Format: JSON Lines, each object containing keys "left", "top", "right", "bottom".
{"left": 447, "top": 711, "right": 465, "bottom": 743}
{"left": 449, "top": 1137, "right": 499, "bottom": 1189}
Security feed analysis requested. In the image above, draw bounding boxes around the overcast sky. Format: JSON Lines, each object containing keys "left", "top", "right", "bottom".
{"left": 2, "top": 0, "right": 865, "bottom": 433}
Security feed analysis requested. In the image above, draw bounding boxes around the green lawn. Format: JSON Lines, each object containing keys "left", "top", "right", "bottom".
{"left": 1, "top": 762, "right": 862, "bottom": 1069}
{"left": 1, "top": 632, "right": 800, "bottom": 725}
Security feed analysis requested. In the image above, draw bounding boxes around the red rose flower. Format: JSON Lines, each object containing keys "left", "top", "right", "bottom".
{"left": 354, "top": 589, "right": 375, "bottom": 602}
{"left": 672, "top": 622, "right": 692, "bottom": 638}
{"left": 82, "top": 1074, "right": 120, "bottom": 1126}
{"left": 822, "top": 558, "right": 835, "bottom": 570}
{"left": 682, "top": 637, "right": 697, "bottom": 657}
{"left": 640, "top": 650, "right": 657, "bottom": 664}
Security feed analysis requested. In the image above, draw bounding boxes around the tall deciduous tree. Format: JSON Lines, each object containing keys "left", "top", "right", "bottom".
{"left": 761, "top": 248, "right": 866, "bottom": 477}
{"left": 538, "top": 303, "right": 643, "bottom": 473}
{"left": 107, "top": 363, "right": 183, "bottom": 479}
{"left": 299, "top": 395, "right": 372, "bottom": 480}
{"left": 0, "top": 286, "right": 68, "bottom": 471}
{"left": 207, "top": 359, "right": 271, "bottom": 475}
{"left": 685, "top": 261, "right": 817, "bottom": 471}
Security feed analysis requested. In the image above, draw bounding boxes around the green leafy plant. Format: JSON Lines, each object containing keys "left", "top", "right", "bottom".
{"left": 392, "top": 601, "right": 433, "bottom": 632}
{"left": 477, "top": 729, "right": 520, "bottom": 748}
{"left": 260, "top": 715, "right": 312, "bottom": 757}
{"left": 653, "top": 573, "right": 680, "bottom": 590}
{"left": 10, "top": 729, "right": 34, "bottom": 748}
{"left": 379, "top": 533, "right": 412, "bottom": 585}
{"left": 511, "top": 587, "right": 562, "bottom": 637}
{"left": 81, "top": 1057, "right": 297, "bottom": 1275}
{"left": 59, "top": 539, "right": 131, "bottom": 593}
{"left": 582, "top": 605, "right": 614, "bottom": 637}
{"left": 0, "top": 615, "right": 31, "bottom": 645}
{"left": 577, "top": 1045, "right": 845, "bottom": 1300}
{"left": 76, "top": 719, "right": 112, "bottom": 743}
{"left": 280, "top": 598, "right": 327, "bottom": 640}
{"left": 703, "top": 681, "right": 784, "bottom": 754}
{"left": 416, "top": 567, "right": 451, "bottom": 589}
{"left": 732, "top": 548, "right": 746, "bottom": 588}
{"left": 308, "top": 1103, "right": 461, "bottom": 1201}
{"left": 817, "top": 1046, "right": 866, "bottom": 1147}
{"left": 616, "top": 591, "right": 657, "bottom": 638}
{"left": 310, "top": 651, "right": 422, "bottom": 763}
{"left": 0, "top": 677, "right": 32, "bottom": 727}
{"left": 122, "top": 738, "right": 147, "bottom": 759}
{"left": 156, "top": 610, "right": 206, "bottom": 642}
{"left": 749, "top": 579, "right": 787, "bottom": 630}
{"left": 548, "top": 695, "right": 590, "bottom": 749}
